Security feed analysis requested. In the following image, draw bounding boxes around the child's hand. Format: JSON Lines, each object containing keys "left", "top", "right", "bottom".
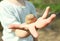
{"left": 27, "top": 6, "right": 56, "bottom": 38}
{"left": 35, "top": 6, "right": 56, "bottom": 29}
{"left": 25, "top": 14, "right": 37, "bottom": 24}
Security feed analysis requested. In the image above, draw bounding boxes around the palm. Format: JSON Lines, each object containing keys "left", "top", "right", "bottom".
{"left": 35, "top": 7, "right": 56, "bottom": 29}
{"left": 28, "top": 6, "right": 56, "bottom": 38}
{"left": 36, "top": 18, "right": 49, "bottom": 28}
{"left": 35, "top": 15, "right": 55, "bottom": 29}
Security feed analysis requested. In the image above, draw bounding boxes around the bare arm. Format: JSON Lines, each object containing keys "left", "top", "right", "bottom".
{"left": 8, "top": 23, "right": 31, "bottom": 38}
{"left": 8, "top": 14, "right": 37, "bottom": 38}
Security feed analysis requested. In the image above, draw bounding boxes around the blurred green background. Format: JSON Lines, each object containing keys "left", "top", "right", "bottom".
{"left": 30, "top": 0, "right": 60, "bottom": 13}
{"left": 0, "top": 0, "right": 60, "bottom": 41}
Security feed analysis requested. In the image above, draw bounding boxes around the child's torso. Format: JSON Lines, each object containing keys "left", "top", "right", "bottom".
{"left": 0, "top": 1, "right": 34, "bottom": 41}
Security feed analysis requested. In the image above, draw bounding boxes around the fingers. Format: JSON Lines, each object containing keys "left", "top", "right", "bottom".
{"left": 47, "top": 14, "right": 56, "bottom": 23}
{"left": 42, "top": 6, "right": 50, "bottom": 19}
{"left": 28, "top": 26, "right": 38, "bottom": 38}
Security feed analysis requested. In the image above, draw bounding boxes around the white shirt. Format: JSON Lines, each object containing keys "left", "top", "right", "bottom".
{"left": 0, "top": 0, "right": 37, "bottom": 41}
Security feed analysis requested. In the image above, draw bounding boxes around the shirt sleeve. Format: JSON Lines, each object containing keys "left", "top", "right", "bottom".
{"left": 28, "top": 2, "right": 37, "bottom": 18}
{"left": 0, "top": 6, "right": 21, "bottom": 32}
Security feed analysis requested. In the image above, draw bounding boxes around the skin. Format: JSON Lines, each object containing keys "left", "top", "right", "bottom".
{"left": 15, "top": 14, "right": 37, "bottom": 38}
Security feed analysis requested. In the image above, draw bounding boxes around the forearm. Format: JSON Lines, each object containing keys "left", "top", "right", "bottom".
{"left": 14, "top": 29, "right": 30, "bottom": 38}
{"left": 8, "top": 23, "right": 31, "bottom": 38}
{"left": 8, "top": 22, "right": 38, "bottom": 38}
{"left": 8, "top": 23, "right": 28, "bottom": 30}
{"left": 13, "top": 23, "right": 38, "bottom": 38}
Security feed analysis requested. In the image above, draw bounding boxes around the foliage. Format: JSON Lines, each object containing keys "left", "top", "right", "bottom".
{"left": 30, "top": 0, "right": 60, "bottom": 13}
{"left": 0, "top": 0, "right": 2, "bottom": 1}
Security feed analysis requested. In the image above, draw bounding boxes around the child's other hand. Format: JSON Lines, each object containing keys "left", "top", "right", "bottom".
{"left": 25, "top": 14, "right": 37, "bottom": 24}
